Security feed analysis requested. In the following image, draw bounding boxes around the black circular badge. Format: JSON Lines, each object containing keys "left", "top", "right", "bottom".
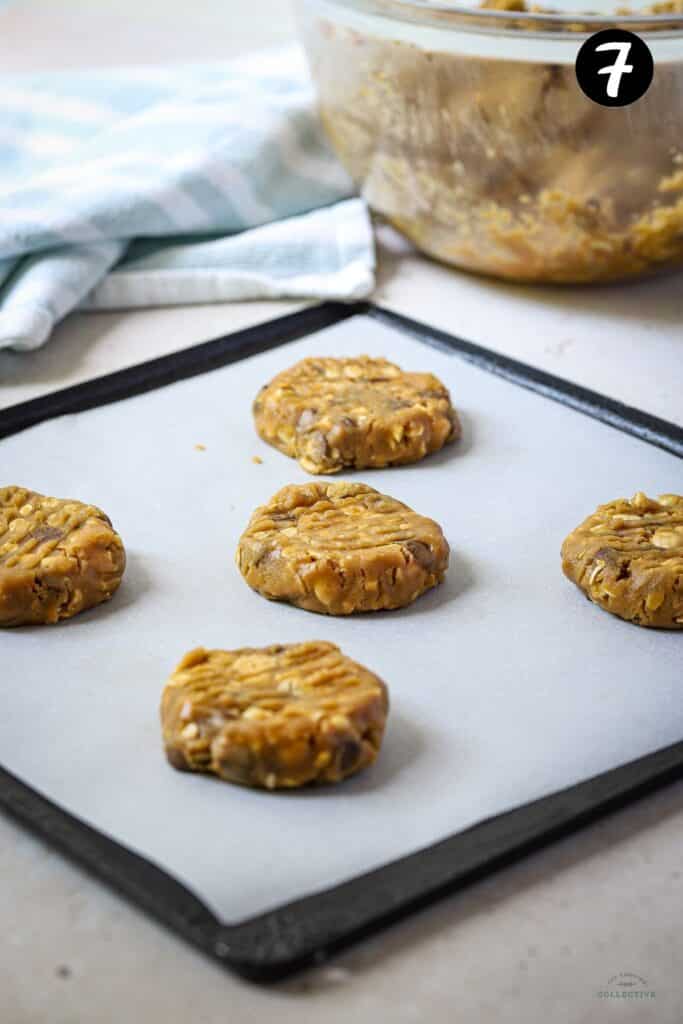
{"left": 575, "top": 29, "right": 654, "bottom": 107}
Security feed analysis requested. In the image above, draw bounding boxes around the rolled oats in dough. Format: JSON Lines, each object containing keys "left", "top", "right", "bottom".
{"left": 561, "top": 492, "right": 683, "bottom": 628}
{"left": 303, "top": 14, "right": 683, "bottom": 283}
{"left": 161, "top": 642, "right": 389, "bottom": 789}
{"left": 0, "top": 486, "right": 126, "bottom": 627}
{"left": 253, "top": 356, "right": 459, "bottom": 475}
{"left": 236, "top": 481, "right": 450, "bottom": 615}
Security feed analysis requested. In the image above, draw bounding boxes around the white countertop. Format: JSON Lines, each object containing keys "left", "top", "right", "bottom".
{"left": 1, "top": 3, "right": 682, "bottom": 1022}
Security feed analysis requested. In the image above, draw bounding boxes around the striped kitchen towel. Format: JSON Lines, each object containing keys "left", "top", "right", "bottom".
{"left": 0, "top": 47, "right": 375, "bottom": 352}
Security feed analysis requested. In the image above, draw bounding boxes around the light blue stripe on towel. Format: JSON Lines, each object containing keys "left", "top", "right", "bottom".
{"left": 0, "top": 47, "right": 375, "bottom": 352}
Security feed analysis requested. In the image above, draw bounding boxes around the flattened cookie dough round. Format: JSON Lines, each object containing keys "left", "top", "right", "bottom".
{"left": 561, "top": 492, "right": 683, "bottom": 629}
{"left": 253, "top": 355, "right": 460, "bottom": 474}
{"left": 0, "top": 486, "right": 126, "bottom": 626}
{"left": 237, "top": 481, "right": 449, "bottom": 615}
{"left": 161, "top": 642, "right": 389, "bottom": 789}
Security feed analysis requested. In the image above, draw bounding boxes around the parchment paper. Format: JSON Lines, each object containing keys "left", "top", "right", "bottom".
{"left": 1, "top": 314, "right": 681, "bottom": 922}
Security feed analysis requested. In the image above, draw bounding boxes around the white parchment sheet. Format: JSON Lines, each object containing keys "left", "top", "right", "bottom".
{"left": 1, "top": 315, "right": 681, "bottom": 922}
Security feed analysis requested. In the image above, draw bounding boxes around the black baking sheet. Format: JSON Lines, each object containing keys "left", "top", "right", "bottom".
{"left": 0, "top": 302, "right": 681, "bottom": 982}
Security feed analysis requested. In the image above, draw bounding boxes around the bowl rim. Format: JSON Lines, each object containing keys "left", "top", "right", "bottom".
{"left": 313, "top": 0, "right": 683, "bottom": 36}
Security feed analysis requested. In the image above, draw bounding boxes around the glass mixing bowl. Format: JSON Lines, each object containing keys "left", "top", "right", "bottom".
{"left": 295, "top": 0, "right": 683, "bottom": 283}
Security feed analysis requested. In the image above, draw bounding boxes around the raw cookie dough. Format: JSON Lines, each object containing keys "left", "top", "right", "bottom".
{"left": 237, "top": 481, "right": 449, "bottom": 615}
{"left": 253, "top": 356, "right": 459, "bottom": 474}
{"left": 561, "top": 492, "right": 683, "bottom": 629}
{"left": 302, "top": 14, "right": 683, "bottom": 283}
{"left": 0, "top": 486, "right": 126, "bottom": 626}
{"left": 161, "top": 642, "right": 389, "bottom": 789}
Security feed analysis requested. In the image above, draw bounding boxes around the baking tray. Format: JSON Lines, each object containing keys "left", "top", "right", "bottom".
{"left": 0, "top": 302, "right": 681, "bottom": 983}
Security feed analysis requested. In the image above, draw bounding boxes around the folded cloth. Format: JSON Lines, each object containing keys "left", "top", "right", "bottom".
{"left": 0, "top": 47, "right": 375, "bottom": 353}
